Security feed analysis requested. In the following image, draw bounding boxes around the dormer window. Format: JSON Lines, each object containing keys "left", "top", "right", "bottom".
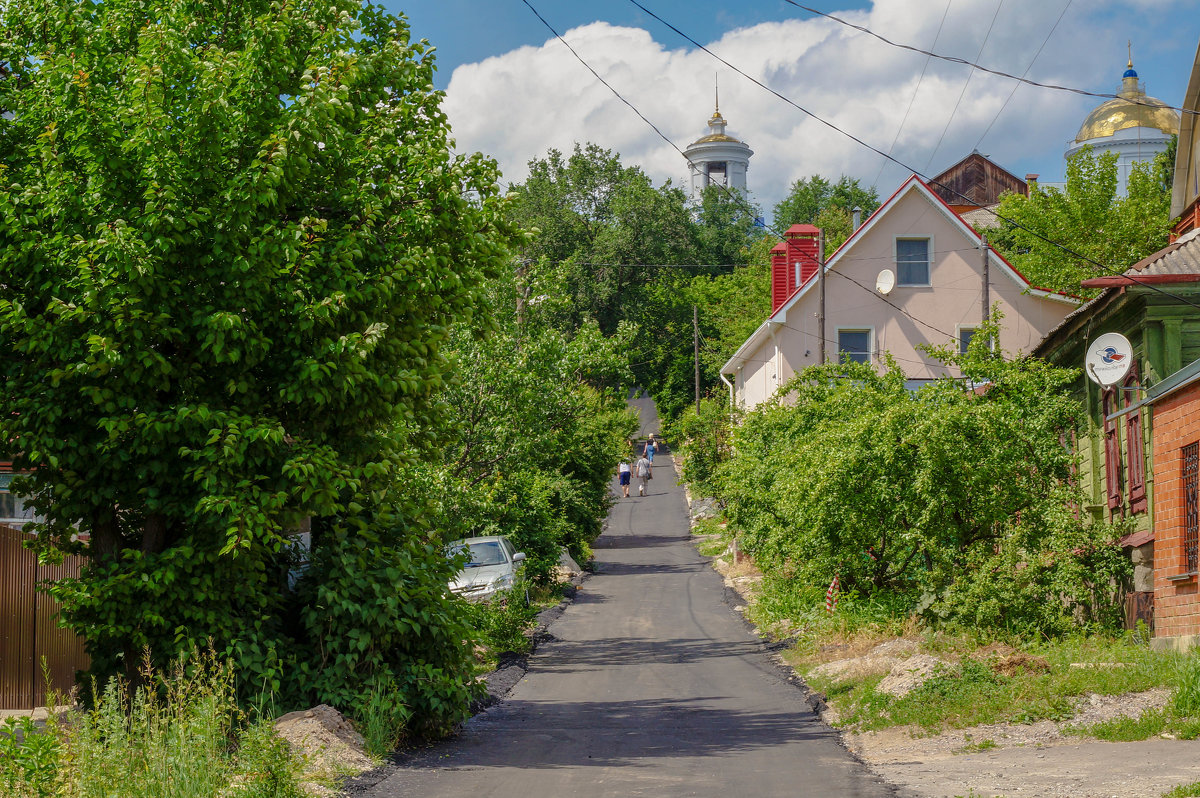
{"left": 897, "top": 238, "right": 930, "bottom": 286}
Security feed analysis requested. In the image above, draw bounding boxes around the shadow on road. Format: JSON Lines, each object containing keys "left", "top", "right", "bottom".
{"left": 536, "top": 636, "right": 764, "bottom": 671}
{"left": 593, "top": 532, "right": 692, "bottom": 550}
{"left": 394, "top": 696, "right": 824, "bottom": 771}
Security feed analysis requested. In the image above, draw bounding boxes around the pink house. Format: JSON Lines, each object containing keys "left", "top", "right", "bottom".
{"left": 721, "top": 175, "right": 1078, "bottom": 409}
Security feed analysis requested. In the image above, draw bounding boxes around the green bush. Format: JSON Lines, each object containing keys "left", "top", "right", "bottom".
{"left": 467, "top": 586, "right": 539, "bottom": 659}
{"left": 710, "top": 326, "right": 1129, "bottom": 638}
{"left": 297, "top": 529, "right": 481, "bottom": 739}
{"left": 667, "top": 397, "right": 735, "bottom": 495}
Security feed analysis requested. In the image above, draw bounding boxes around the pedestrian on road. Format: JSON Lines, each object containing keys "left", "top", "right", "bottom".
{"left": 645, "top": 435, "right": 657, "bottom": 464}
{"left": 618, "top": 459, "right": 631, "bottom": 498}
{"left": 634, "top": 453, "right": 652, "bottom": 496}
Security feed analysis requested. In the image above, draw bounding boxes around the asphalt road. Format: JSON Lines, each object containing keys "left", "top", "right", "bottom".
{"left": 353, "top": 394, "right": 898, "bottom": 797}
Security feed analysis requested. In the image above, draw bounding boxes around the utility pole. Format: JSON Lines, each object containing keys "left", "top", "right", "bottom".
{"left": 694, "top": 304, "right": 701, "bottom": 415}
{"left": 980, "top": 233, "right": 990, "bottom": 347}
{"left": 817, "top": 230, "right": 826, "bottom": 365}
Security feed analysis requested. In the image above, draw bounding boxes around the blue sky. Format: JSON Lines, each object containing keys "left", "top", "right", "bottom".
{"left": 383, "top": 1, "right": 1199, "bottom": 215}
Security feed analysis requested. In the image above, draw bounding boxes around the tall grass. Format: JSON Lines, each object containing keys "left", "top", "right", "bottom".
{"left": 0, "top": 656, "right": 305, "bottom": 798}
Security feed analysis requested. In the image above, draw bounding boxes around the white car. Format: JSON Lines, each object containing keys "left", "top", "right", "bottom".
{"left": 447, "top": 535, "right": 527, "bottom": 602}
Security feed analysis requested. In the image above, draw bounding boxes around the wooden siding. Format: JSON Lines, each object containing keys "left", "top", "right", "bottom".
{"left": 929, "top": 153, "right": 1027, "bottom": 208}
{"left": 0, "top": 525, "right": 89, "bottom": 709}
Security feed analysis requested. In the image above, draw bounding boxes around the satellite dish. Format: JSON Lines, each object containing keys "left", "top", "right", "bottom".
{"left": 875, "top": 269, "right": 895, "bottom": 295}
{"left": 1084, "top": 332, "right": 1134, "bottom": 386}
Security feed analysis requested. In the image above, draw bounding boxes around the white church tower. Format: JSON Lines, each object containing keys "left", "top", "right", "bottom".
{"left": 684, "top": 88, "right": 752, "bottom": 199}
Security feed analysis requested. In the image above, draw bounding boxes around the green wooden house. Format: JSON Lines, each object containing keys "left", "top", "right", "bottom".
{"left": 1032, "top": 239, "right": 1200, "bottom": 628}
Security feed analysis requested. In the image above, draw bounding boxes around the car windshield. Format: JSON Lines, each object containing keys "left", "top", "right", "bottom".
{"left": 462, "top": 541, "right": 507, "bottom": 568}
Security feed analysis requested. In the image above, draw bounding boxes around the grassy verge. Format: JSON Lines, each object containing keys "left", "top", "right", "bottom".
{"left": 0, "top": 656, "right": 307, "bottom": 798}
{"left": 803, "top": 637, "right": 1191, "bottom": 734}
{"left": 691, "top": 516, "right": 1200, "bottom": 738}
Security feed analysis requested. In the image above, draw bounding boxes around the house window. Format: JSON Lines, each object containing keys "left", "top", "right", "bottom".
{"left": 837, "top": 329, "right": 871, "bottom": 364}
{"left": 1125, "top": 372, "right": 1147, "bottom": 514}
{"left": 958, "top": 327, "right": 977, "bottom": 355}
{"left": 0, "top": 473, "right": 35, "bottom": 528}
{"left": 1102, "top": 388, "right": 1123, "bottom": 512}
{"left": 1184, "top": 441, "right": 1199, "bottom": 573}
{"left": 896, "top": 238, "right": 930, "bottom": 286}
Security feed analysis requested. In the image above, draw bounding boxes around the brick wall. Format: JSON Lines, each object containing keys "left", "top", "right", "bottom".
{"left": 1152, "top": 381, "right": 1200, "bottom": 640}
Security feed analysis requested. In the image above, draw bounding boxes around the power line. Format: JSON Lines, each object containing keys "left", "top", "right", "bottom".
{"left": 780, "top": 0, "right": 1199, "bottom": 117}
{"left": 974, "top": 0, "right": 1072, "bottom": 151}
{"left": 874, "top": 0, "right": 951, "bottom": 190}
{"left": 519, "top": 0, "right": 1200, "bottom": 325}
{"left": 620, "top": 0, "right": 1200, "bottom": 314}
{"left": 925, "top": 0, "right": 1004, "bottom": 173}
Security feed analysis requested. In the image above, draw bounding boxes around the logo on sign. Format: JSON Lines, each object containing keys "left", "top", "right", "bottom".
{"left": 1084, "top": 332, "right": 1134, "bottom": 386}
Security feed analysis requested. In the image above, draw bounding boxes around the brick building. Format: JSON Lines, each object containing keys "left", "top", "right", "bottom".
{"left": 1151, "top": 360, "right": 1200, "bottom": 641}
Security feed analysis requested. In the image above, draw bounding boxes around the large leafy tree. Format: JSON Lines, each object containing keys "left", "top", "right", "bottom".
{"left": 692, "top": 185, "right": 766, "bottom": 267}
{"left": 711, "top": 329, "right": 1129, "bottom": 635}
{"left": 772, "top": 174, "right": 880, "bottom": 239}
{"left": 0, "top": 0, "right": 514, "bottom": 692}
{"left": 989, "top": 147, "right": 1173, "bottom": 294}
{"left": 506, "top": 143, "right": 698, "bottom": 333}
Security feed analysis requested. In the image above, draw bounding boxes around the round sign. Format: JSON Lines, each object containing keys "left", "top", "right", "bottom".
{"left": 1084, "top": 332, "right": 1134, "bottom": 386}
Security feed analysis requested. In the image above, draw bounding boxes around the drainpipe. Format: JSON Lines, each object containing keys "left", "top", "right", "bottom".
{"left": 720, "top": 372, "right": 734, "bottom": 412}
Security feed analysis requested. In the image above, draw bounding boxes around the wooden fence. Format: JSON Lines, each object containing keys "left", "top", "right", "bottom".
{"left": 0, "top": 524, "right": 90, "bottom": 709}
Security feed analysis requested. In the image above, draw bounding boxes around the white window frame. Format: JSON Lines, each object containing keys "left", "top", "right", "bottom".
{"left": 0, "top": 473, "right": 36, "bottom": 527}
{"left": 895, "top": 236, "right": 932, "bottom": 287}
{"left": 836, "top": 326, "right": 874, "bottom": 365}
{"left": 955, "top": 324, "right": 994, "bottom": 355}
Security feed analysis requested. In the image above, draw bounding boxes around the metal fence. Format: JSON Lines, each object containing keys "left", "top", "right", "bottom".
{"left": 0, "top": 524, "right": 90, "bottom": 709}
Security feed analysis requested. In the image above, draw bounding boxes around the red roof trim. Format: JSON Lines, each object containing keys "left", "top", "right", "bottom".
{"left": 1082, "top": 274, "right": 1200, "bottom": 288}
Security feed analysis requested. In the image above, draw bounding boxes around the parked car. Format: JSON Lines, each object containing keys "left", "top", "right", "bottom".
{"left": 447, "top": 535, "right": 526, "bottom": 602}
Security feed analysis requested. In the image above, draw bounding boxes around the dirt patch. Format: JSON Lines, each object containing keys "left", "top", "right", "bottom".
{"left": 274, "top": 704, "right": 375, "bottom": 792}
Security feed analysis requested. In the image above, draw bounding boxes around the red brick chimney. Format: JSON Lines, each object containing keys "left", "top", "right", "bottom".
{"left": 770, "top": 224, "right": 821, "bottom": 313}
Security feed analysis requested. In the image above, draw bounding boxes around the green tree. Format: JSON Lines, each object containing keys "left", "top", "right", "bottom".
{"left": 692, "top": 185, "right": 767, "bottom": 267}
{"left": 772, "top": 174, "right": 880, "bottom": 235}
{"left": 506, "top": 143, "right": 698, "bottom": 334}
{"left": 0, "top": 0, "right": 514, "bottom": 703}
{"left": 990, "top": 147, "right": 1173, "bottom": 294}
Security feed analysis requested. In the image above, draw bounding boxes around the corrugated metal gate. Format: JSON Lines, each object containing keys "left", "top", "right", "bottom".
{"left": 0, "top": 524, "right": 90, "bottom": 709}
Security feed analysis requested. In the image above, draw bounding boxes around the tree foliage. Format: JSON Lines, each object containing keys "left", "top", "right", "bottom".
{"left": 0, "top": 0, "right": 515, "bottom": 721}
{"left": 989, "top": 147, "right": 1173, "bottom": 294}
{"left": 772, "top": 174, "right": 880, "bottom": 242}
{"left": 433, "top": 268, "right": 637, "bottom": 582}
{"left": 505, "top": 143, "right": 698, "bottom": 334}
{"left": 698, "top": 327, "right": 1129, "bottom": 636}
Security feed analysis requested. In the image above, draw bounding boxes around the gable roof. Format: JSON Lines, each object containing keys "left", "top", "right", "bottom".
{"left": 1032, "top": 230, "right": 1200, "bottom": 357}
{"left": 722, "top": 175, "right": 1076, "bottom": 374}
{"left": 929, "top": 151, "right": 1028, "bottom": 208}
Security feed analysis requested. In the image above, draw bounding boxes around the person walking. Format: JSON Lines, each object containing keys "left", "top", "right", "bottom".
{"left": 617, "top": 459, "right": 632, "bottom": 498}
{"left": 634, "top": 452, "right": 652, "bottom": 496}
{"left": 645, "top": 435, "right": 657, "bottom": 464}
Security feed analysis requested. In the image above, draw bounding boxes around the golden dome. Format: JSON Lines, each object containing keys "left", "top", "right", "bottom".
{"left": 694, "top": 133, "right": 741, "bottom": 144}
{"left": 1075, "top": 63, "right": 1180, "bottom": 142}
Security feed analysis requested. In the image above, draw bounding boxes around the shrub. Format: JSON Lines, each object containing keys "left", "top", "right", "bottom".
{"left": 0, "top": 656, "right": 305, "bottom": 798}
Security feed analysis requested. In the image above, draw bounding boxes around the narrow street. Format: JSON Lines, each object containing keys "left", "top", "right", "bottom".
{"left": 352, "top": 395, "right": 898, "bottom": 798}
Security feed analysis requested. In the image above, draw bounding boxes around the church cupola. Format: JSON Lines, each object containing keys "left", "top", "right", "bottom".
{"left": 1066, "top": 51, "right": 1180, "bottom": 196}
{"left": 683, "top": 84, "right": 753, "bottom": 199}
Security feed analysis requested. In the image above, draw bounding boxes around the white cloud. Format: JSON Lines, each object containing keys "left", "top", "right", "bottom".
{"left": 440, "top": 0, "right": 1168, "bottom": 215}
